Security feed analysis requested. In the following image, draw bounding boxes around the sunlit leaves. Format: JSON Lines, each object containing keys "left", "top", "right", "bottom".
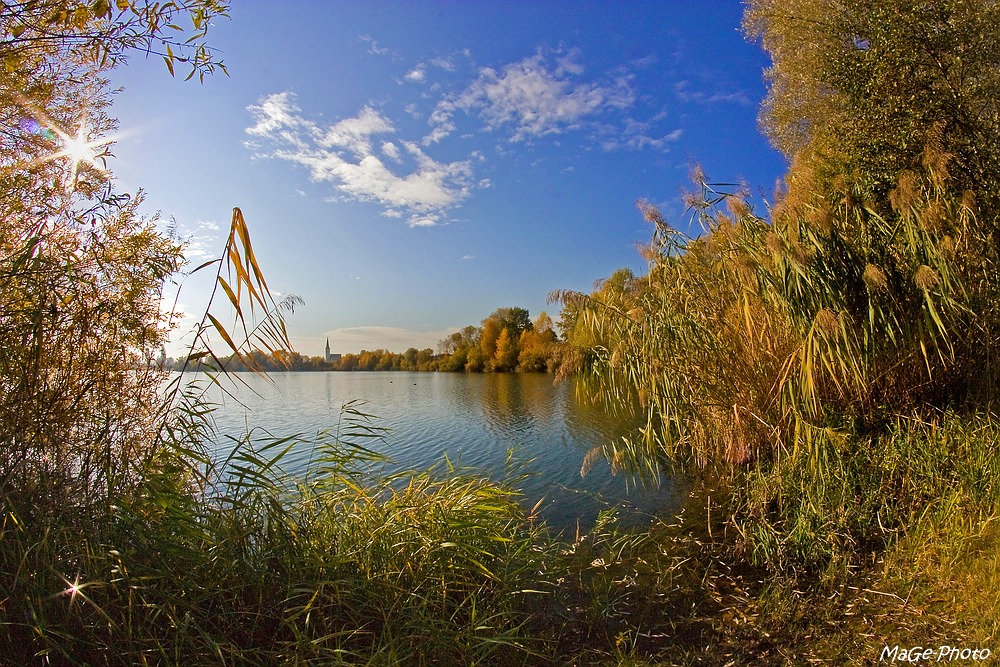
{"left": 0, "top": 0, "right": 230, "bottom": 81}
{"left": 745, "top": 0, "right": 1000, "bottom": 205}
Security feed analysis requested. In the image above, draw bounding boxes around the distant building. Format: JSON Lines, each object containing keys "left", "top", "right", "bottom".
{"left": 325, "top": 338, "right": 341, "bottom": 363}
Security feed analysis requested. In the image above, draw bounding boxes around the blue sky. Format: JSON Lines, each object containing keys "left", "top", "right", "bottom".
{"left": 108, "top": 1, "right": 786, "bottom": 358}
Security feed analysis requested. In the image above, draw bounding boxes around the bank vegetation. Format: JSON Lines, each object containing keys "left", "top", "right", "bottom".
{"left": 4, "top": 1, "right": 1000, "bottom": 665}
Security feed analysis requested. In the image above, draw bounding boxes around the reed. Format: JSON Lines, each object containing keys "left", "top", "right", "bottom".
{"left": 0, "top": 210, "right": 558, "bottom": 665}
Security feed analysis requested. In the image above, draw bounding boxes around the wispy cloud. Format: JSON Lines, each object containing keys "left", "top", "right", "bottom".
{"left": 381, "top": 141, "right": 401, "bottom": 162}
{"left": 430, "top": 56, "right": 456, "bottom": 72}
{"left": 673, "top": 80, "right": 751, "bottom": 106}
{"left": 428, "top": 51, "right": 635, "bottom": 144}
{"left": 245, "top": 50, "right": 681, "bottom": 225}
{"left": 602, "top": 117, "right": 683, "bottom": 151}
{"left": 159, "top": 217, "right": 223, "bottom": 262}
{"left": 246, "top": 93, "right": 478, "bottom": 228}
{"left": 321, "top": 325, "right": 456, "bottom": 352}
{"left": 358, "top": 34, "right": 388, "bottom": 55}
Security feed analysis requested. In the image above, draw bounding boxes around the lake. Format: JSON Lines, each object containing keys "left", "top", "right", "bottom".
{"left": 196, "top": 371, "right": 684, "bottom": 534}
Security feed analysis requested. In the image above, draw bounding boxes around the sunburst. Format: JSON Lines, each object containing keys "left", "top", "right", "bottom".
{"left": 47, "top": 122, "right": 113, "bottom": 185}
{"left": 15, "top": 98, "right": 116, "bottom": 188}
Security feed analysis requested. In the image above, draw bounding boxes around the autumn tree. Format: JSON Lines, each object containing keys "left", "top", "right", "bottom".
{"left": 402, "top": 347, "right": 419, "bottom": 370}
{"left": 480, "top": 318, "right": 502, "bottom": 371}
{"left": 0, "top": 1, "right": 232, "bottom": 518}
{"left": 493, "top": 328, "right": 518, "bottom": 372}
{"left": 518, "top": 311, "right": 559, "bottom": 372}
{"left": 745, "top": 0, "right": 1000, "bottom": 206}
{"left": 464, "top": 346, "right": 486, "bottom": 373}
{"left": 742, "top": 0, "right": 1000, "bottom": 415}
{"left": 490, "top": 306, "right": 533, "bottom": 339}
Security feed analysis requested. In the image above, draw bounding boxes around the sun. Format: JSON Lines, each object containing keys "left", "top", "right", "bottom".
{"left": 51, "top": 123, "right": 110, "bottom": 184}
{"left": 14, "top": 96, "right": 121, "bottom": 188}
{"left": 20, "top": 113, "right": 113, "bottom": 187}
{"left": 62, "top": 125, "right": 99, "bottom": 171}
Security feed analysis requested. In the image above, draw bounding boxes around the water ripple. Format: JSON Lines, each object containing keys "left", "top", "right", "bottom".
{"left": 193, "top": 371, "right": 683, "bottom": 534}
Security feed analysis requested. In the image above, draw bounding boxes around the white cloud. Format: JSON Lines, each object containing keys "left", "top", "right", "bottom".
{"left": 556, "top": 50, "right": 585, "bottom": 76}
{"left": 381, "top": 141, "right": 401, "bottom": 162}
{"left": 600, "top": 117, "right": 683, "bottom": 152}
{"left": 247, "top": 92, "right": 479, "bottom": 225}
{"left": 421, "top": 121, "right": 454, "bottom": 146}
{"left": 320, "top": 106, "right": 395, "bottom": 155}
{"left": 408, "top": 215, "right": 441, "bottom": 228}
{"left": 631, "top": 53, "right": 658, "bottom": 69}
{"left": 163, "top": 217, "right": 224, "bottom": 263}
{"left": 404, "top": 66, "right": 427, "bottom": 83}
{"left": 461, "top": 254, "right": 474, "bottom": 260}
{"left": 245, "top": 91, "right": 310, "bottom": 150}
{"left": 181, "top": 238, "right": 214, "bottom": 261}
{"left": 430, "top": 56, "right": 456, "bottom": 71}
{"left": 626, "top": 125, "right": 683, "bottom": 151}
{"left": 430, "top": 52, "right": 636, "bottom": 143}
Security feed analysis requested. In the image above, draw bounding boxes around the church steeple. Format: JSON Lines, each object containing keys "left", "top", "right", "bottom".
{"left": 325, "top": 337, "right": 331, "bottom": 361}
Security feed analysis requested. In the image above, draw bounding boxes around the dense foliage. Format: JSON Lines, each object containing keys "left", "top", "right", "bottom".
{"left": 0, "top": 0, "right": 224, "bottom": 526}
{"left": 559, "top": 0, "right": 1000, "bottom": 579}
{"left": 6, "top": 0, "right": 1000, "bottom": 664}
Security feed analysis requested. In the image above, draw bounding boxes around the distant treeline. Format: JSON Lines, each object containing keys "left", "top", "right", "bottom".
{"left": 174, "top": 306, "right": 568, "bottom": 373}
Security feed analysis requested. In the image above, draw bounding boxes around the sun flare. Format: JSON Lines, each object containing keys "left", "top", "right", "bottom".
{"left": 62, "top": 125, "right": 99, "bottom": 170}
{"left": 51, "top": 123, "right": 112, "bottom": 184}
{"left": 19, "top": 104, "right": 115, "bottom": 187}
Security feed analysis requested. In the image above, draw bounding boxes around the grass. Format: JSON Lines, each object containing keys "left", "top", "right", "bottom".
{"left": 5, "top": 395, "right": 1000, "bottom": 665}
{"left": 0, "top": 399, "right": 557, "bottom": 665}
{"left": 518, "top": 407, "right": 1000, "bottom": 666}
{"left": 4, "top": 205, "right": 999, "bottom": 665}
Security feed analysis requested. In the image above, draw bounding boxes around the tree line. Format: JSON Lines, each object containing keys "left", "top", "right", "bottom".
{"left": 173, "top": 306, "right": 567, "bottom": 373}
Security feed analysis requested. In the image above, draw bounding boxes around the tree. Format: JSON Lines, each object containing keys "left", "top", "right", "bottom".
{"left": 480, "top": 318, "right": 502, "bottom": 371}
{"left": 517, "top": 311, "right": 559, "bottom": 372}
{"left": 558, "top": 0, "right": 1000, "bottom": 477}
{"left": 533, "top": 311, "right": 557, "bottom": 340}
{"left": 464, "top": 346, "right": 486, "bottom": 373}
{"left": 490, "top": 306, "right": 533, "bottom": 339}
{"left": 493, "top": 328, "right": 518, "bottom": 372}
{"left": 517, "top": 329, "right": 547, "bottom": 372}
{"left": 416, "top": 348, "right": 435, "bottom": 371}
{"left": 741, "top": 0, "right": 1000, "bottom": 417}
{"left": 0, "top": 0, "right": 231, "bottom": 516}
{"left": 1, "top": 1, "right": 229, "bottom": 81}
{"left": 745, "top": 0, "right": 1000, "bottom": 207}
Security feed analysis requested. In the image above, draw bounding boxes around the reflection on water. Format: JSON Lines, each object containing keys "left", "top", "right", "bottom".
{"left": 195, "top": 371, "right": 684, "bottom": 534}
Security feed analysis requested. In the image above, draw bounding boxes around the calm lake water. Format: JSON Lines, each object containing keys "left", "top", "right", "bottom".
{"left": 196, "top": 371, "right": 684, "bottom": 534}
